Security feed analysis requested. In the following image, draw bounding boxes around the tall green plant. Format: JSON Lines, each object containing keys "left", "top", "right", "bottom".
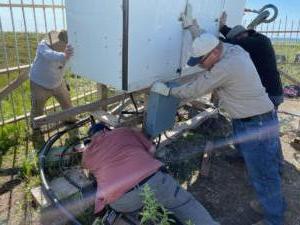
{"left": 0, "top": 124, "right": 20, "bottom": 166}
{"left": 140, "top": 184, "right": 196, "bottom": 225}
{"left": 140, "top": 184, "right": 174, "bottom": 225}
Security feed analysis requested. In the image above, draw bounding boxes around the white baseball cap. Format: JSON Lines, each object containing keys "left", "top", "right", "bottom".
{"left": 187, "top": 33, "right": 219, "bottom": 67}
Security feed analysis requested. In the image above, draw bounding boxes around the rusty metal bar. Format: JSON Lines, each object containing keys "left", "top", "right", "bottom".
{"left": 0, "top": 3, "right": 64, "bottom": 9}
{"left": 0, "top": 90, "right": 98, "bottom": 126}
{"left": 257, "top": 30, "right": 300, "bottom": 34}
{"left": 0, "top": 65, "right": 30, "bottom": 75}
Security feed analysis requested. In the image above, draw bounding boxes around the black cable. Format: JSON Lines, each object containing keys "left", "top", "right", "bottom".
{"left": 155, "top": 134, "right": 161, "bottom": 149}
{"left": 121, "top": 111, "right": 144, "bottom": 115}
{"left": 59, "top": 139, "right": 86, "bottom": 190}
{"left": 129, "top": 93, "right": 139, "bottom": 113}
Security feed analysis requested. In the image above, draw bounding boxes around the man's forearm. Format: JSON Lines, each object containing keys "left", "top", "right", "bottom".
{"left": 220, "top": 25, "right": 232, "bottom": 38}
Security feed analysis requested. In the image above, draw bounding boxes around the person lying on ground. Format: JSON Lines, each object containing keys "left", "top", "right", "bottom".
{"left": 82, "top": 123, "right": 219, "bottom": 225}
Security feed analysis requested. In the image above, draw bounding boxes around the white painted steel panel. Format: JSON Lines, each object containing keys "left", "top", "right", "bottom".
{"left": 128, "top": 0, "right": 227, "bottom": 90}
{"left": 127, "top": 0, "right": 186, "bottom": 90}
{"left": 224, "top": 0, "right": 247, "bottom": 27}
{"left": 66, "top": 0, "right": 246, "bottom": 91}
{"left": 190, "top": 0, "right": 225, "bottom": 35}
{"left": 65, "top": 0, "right": 124, "bottom": 90}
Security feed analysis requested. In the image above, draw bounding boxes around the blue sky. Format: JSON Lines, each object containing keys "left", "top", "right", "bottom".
{"left": 0, "top": 0, "right": 64, "bottom": 32}
{"left": 0, "top": 0, "right": 299, "bottom": 32}
{"left": 246, "top": 0, "right": 300, "bottom": 21}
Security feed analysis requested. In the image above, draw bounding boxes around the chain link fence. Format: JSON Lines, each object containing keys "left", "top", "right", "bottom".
{"left": 0, "top": 0, "right": 101, "bottom": 142}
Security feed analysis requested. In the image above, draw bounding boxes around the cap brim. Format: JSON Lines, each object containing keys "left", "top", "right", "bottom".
{"left": 187, "top": 56, "right": 201, "bottom": 67}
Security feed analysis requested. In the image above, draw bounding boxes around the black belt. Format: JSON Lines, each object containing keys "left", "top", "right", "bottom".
{"left": 126, "top": 167, "right": 167, "bottom": 193}
{"left": 239, "top": 110, "right": 273, "bottom": 122}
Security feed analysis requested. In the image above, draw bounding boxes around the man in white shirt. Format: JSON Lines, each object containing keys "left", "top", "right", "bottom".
{"left": 30, "top": 30, "right": 74, "bottom": 148}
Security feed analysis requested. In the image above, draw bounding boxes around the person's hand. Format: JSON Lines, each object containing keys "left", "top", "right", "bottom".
{"left": 179, "top": 3, "right": 193, "bottom": 29}
{"left": 189, "top": 19, "right": 204, "bottom": 37}
{"left": 64, "top": 44, "right": 74, "bottom": 60}
{"left": 219, "top": 11, "right": 227, "bottom": 30}
{"left": 151, "top": 82, "right": 170, "bottom": 96}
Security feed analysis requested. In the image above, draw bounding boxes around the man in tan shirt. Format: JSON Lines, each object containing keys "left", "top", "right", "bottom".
{"left": 151, "top": 18, "right": 285, "bottom": 225}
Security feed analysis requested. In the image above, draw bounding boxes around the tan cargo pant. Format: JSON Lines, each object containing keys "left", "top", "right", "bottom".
{"left": 30, "top": 80, "right": 74, "bottom": 149}
{"left": 30, "top": 80, "right": 73, "bottom": 120}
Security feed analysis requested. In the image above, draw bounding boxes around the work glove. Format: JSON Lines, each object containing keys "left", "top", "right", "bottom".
{"left": 179, "top": 3, "right": 193, "bottom": 29}
{"left": 151, "top": 82, "right": 171, "bottom": 96}
{"left": 189, "top": 19, "right": 203, "bottom": 39}
{"left": 219, "top": 11, "right": 227, "bottom": 30}
{"left": 64, "top": 44, "right": 74, "bottom": 60}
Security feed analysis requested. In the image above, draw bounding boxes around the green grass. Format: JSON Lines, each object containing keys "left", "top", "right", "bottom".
{"left": 0, "top": 123, "right": 22, "bottom": 167}
{"left": 0, "top": 32, "right": 98, "bottom": 122}
{"left": 273, "top": 42, "right": 300, "bottom": 85}
{"left": 273, "top": 42, "right": 300, "bottom": 63}
{"left": 0, "top": 32, "right": 43, "bottom": 68}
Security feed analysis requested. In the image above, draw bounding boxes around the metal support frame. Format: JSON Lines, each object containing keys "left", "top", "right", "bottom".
{"left": 122, "top": 0, "right": 129, "bottom": 91}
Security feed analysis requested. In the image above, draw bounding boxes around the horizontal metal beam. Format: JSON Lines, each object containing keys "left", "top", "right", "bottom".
{"left": 0, "top": 69, "right": 29, "bottom": 101}
{"left": 0, "top": 64, "right": 31, "bottom": 75}
{"left": 32, "top": 73, "right": 201, "bottom": 128}
{"left": 0, "top": 90, "right": 98, "bottom": 126}
{"left": 33, "top": 88, "right": 149, "bottom": 128}
{"left": 0, "top": 3, "right": 64, "bottom": 9}
{"left": 258, "top": 30, "right": 300, "bottom": 34}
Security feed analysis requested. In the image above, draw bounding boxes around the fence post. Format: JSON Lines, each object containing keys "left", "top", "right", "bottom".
{"left": 97, "top": 83, "right": 108, "bottom": 111}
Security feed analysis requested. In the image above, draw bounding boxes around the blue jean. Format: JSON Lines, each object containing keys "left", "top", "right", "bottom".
{"left": 110, "top": 171, "right": 219, "bottom": 225}
{"left": 232, "top": 111, "right": 285, "bottom": 225}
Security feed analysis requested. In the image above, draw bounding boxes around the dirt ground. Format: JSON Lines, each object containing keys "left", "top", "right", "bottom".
{"left": 0, "top": 98, "right": 299, "bottom": 225}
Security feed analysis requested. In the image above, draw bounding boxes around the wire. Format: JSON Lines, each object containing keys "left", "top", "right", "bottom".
{"left": 129, "top": 93, "right": 139, "bottom": 113}
{"left": 155, "top": 134, "right": 162, "bottom": 149}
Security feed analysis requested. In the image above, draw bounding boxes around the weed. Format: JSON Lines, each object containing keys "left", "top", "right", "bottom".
{"left": 140, "top": 185, "right": 197, "bottom": 225}
{"left": 185, "top": 220, "right": 195, "bottom": 225}
{"left": 19, "top": 151, "right": 41, "bottom": 214}
{"left": 20, "top": 153, "right": 38, "bottom": 180}
{"left": 140, "top": 184, "right": 175, "bottom": 225}
{"left": 0, "top": 123, "right": 21, "bottom": 166}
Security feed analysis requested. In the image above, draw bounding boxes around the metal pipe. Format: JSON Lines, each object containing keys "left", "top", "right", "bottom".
{"left": 122, "top": 0, "right": 129, "bottom": 91}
